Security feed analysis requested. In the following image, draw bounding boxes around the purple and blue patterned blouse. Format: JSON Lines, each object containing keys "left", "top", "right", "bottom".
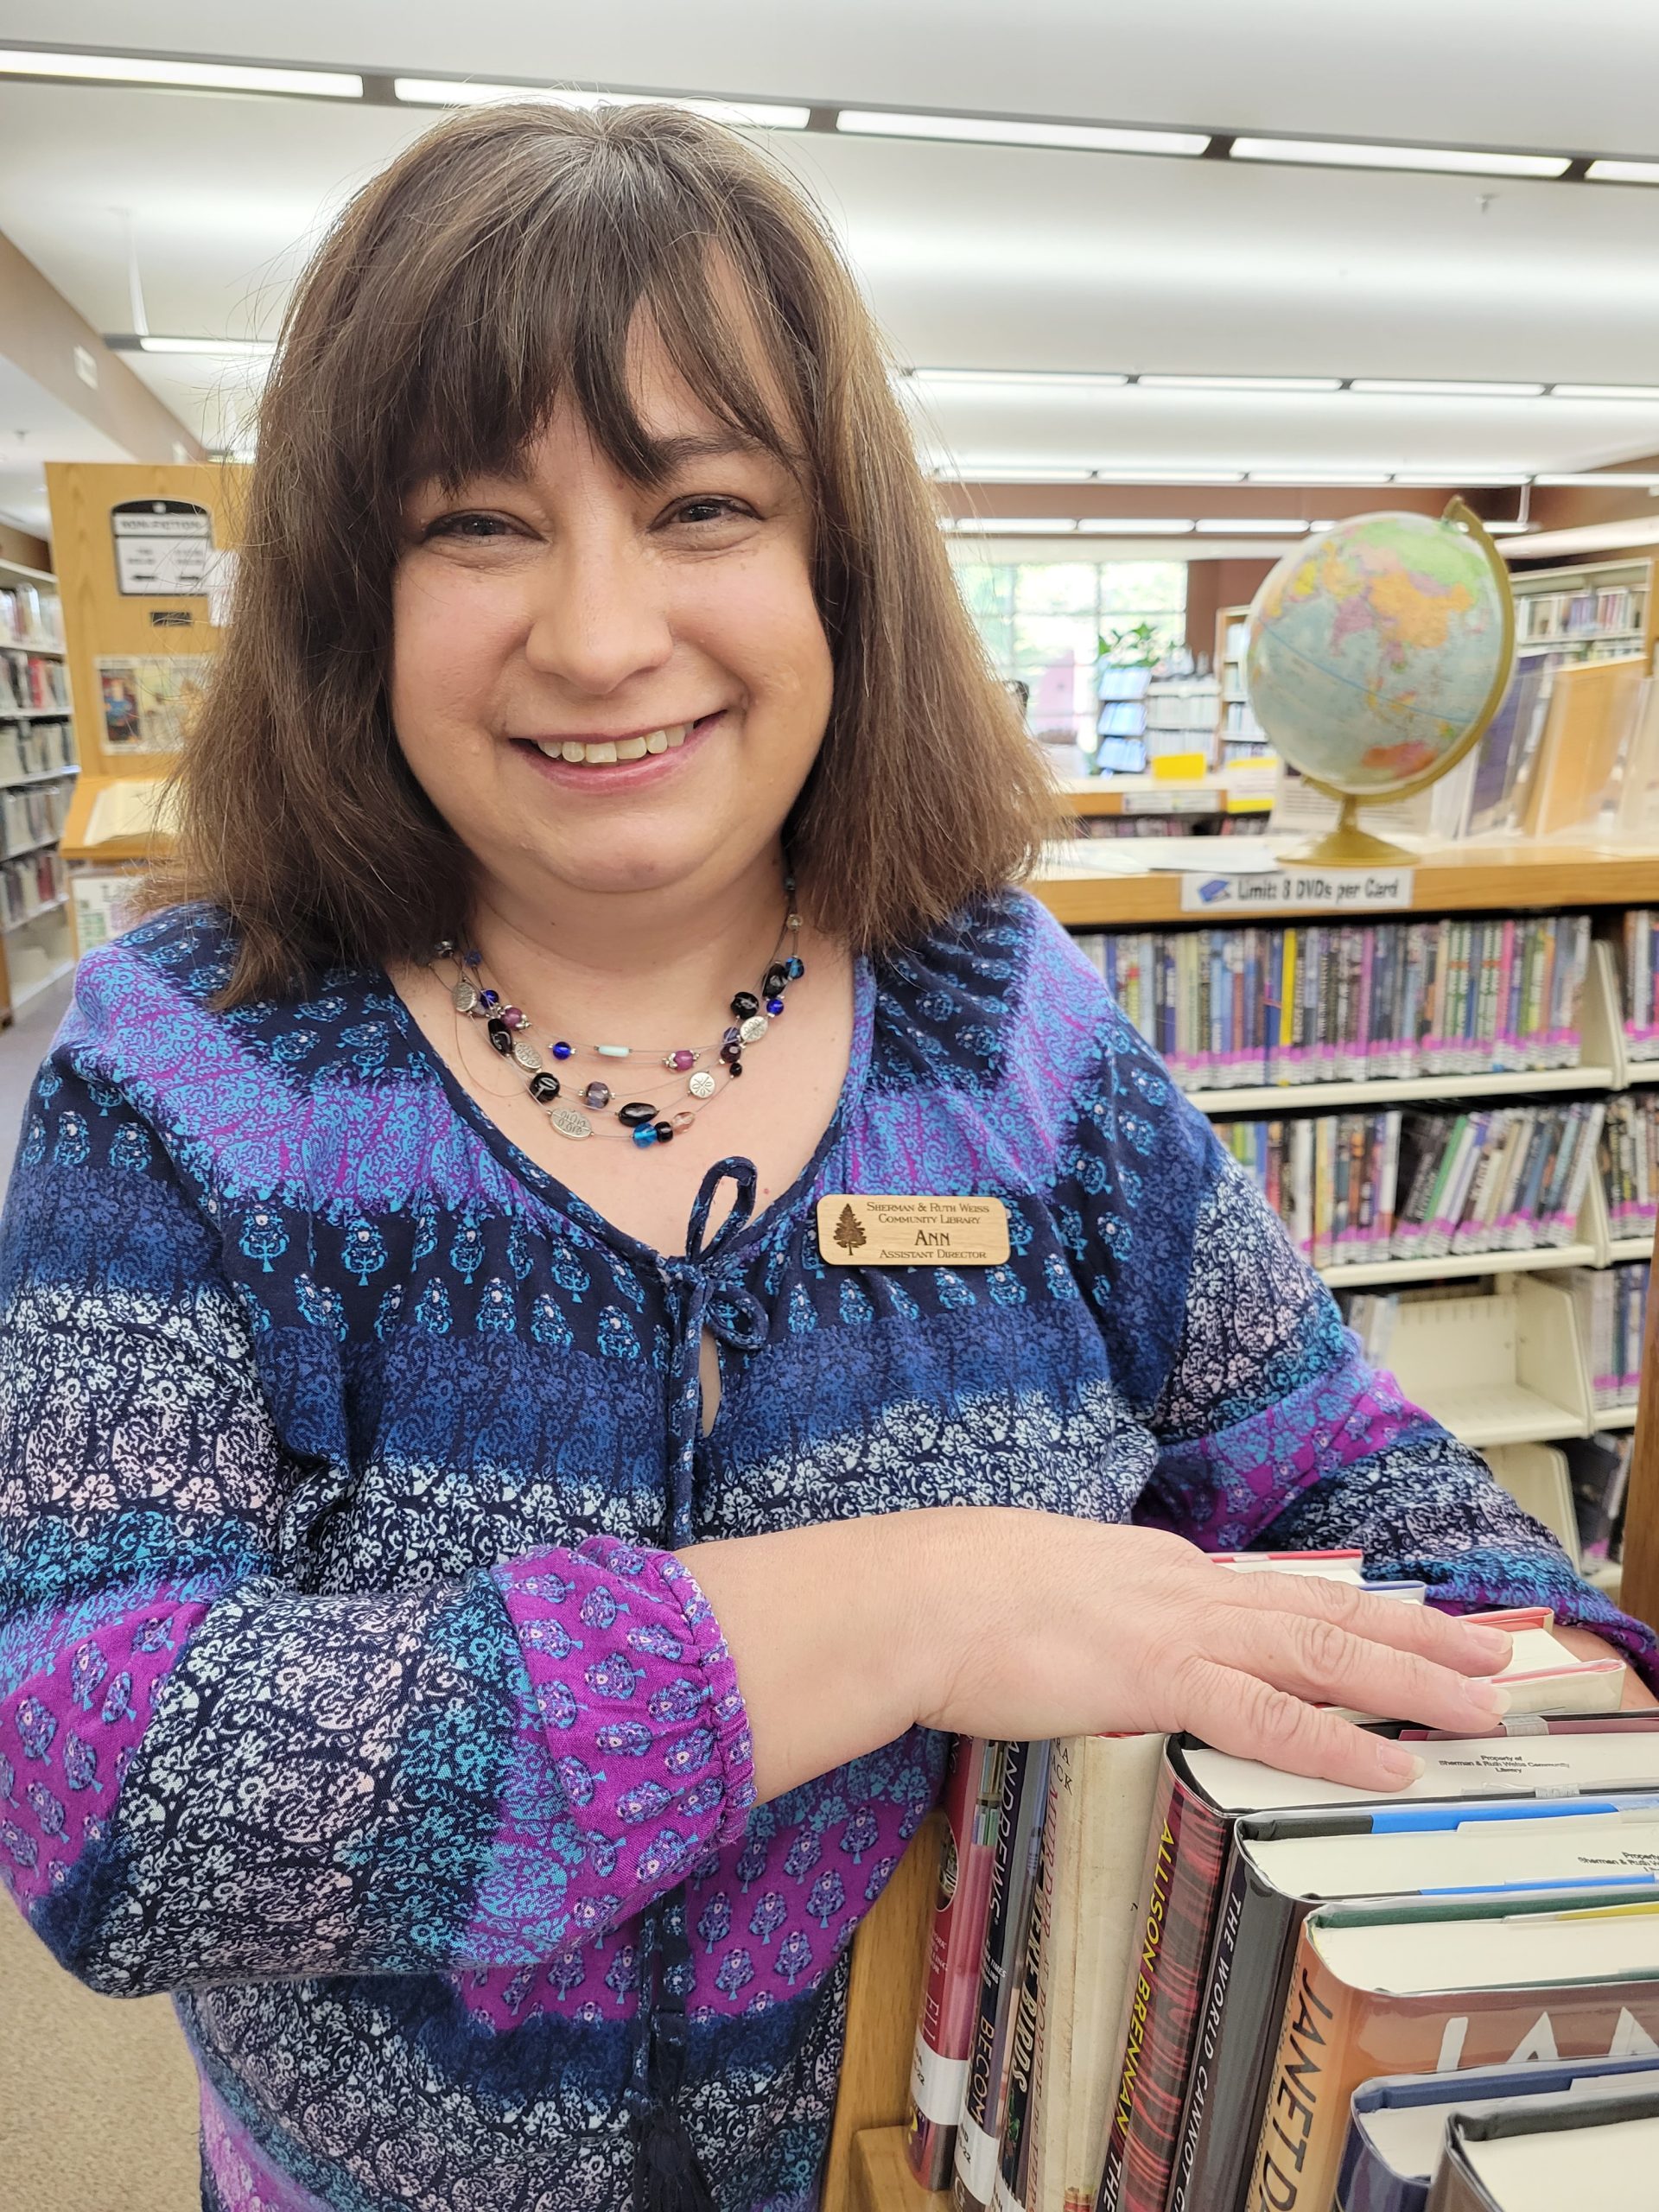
{"left": 0, "top": 890, "right": 1649, "bottom": 2212}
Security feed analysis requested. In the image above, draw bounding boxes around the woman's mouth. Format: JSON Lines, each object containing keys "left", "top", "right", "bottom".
{"left": 512, "top": 709, "right": 725, "bottom": 771}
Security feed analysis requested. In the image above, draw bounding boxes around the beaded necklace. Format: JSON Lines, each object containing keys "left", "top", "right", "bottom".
{"left": 430, "top": 891, "right": 804, "bottom": 1149}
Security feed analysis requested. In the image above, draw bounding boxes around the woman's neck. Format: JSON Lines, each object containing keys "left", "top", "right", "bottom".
{"left": 457, "top": 850, "right": 798, "bottom": 1045}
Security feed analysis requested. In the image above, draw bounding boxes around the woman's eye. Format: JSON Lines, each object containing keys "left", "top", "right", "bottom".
{"left": 425, "top": 512, "right": 514, "bottom": 540}
{"left": 670, "top": 497, "right": 751, "bottom": 527}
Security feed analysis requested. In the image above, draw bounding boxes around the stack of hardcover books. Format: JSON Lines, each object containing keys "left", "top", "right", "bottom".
{"left": 902, "top": 1564, "right": 1656, "bottom": 2212}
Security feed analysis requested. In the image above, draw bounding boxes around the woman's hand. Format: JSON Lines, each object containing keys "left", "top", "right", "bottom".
{"left": 682, "top": 1507, "right": 1516, "bottom": 1807}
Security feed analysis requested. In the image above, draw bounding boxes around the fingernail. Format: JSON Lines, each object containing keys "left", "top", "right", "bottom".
{"left": 1467, "top": 1678, "right": 1513, "bottom": 1716}
{"left": 1466, "top": 1628, "right": 1514, "bottom": 1667}
{"left": 1380, "top": 1749, "right": 1426, "bottom": 1784}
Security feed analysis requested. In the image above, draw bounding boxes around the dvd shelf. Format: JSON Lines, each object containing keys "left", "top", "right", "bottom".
{"left": 1212, "top": 1100, "right": 1604, "bottom": 1276}
{"left": 1077, "top": 915, "right": 1592, "bottom": 1094}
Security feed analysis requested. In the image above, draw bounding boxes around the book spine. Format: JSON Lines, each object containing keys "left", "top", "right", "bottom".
{"left": 955, "top": 1742, "right": 1044, "bottom": 2212}
{"left": 1244, "top": 1931, "right": 1358, "bottom": 2212}
{"left": 1098, "top": 1769, "right": 1232, "bottom": 2212}
{"left": 995, "top": 1743, "right": 1053, "bottom": 2212}
{"left": 909, "top": 1738, "right": 1003, "bottom": 2190}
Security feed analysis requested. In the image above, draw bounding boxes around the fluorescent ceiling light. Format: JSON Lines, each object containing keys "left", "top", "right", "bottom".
{"left": 1231, "top": 136, "right": 1569, "bottom": 179}
{"left": 0, "top": 48, "right": 362, "bottom": 96}
{"left": 1075, "top": 518, "right": 1196, "bottom": 535}
{"left": 1195, "top": 518, "right": 1311, "bottom": 533}
{"left": 836, "top": 109, "right": 1208, "bottom": 156}
{"left": 1246, "top": 468, "right": 1394, "bottom": 485}
{"left": 1532, "top": 473, "right": 1659, "bottom": 488}
{"left": 1549, "top": 384, "right": 1659, "bottom": 401}
{"left": 1587, "top": 160, "right": 1659, "bottom": 184}
{"left": 1090, "top": 467, "right": 1247, "bottom": 483}
{"left": 1389, "top": 470, "right": 1530, "bottom": 486}
{"left": 934, "top": 463, "right": 1099, "bottom": 482}
{"left": 906, "top": 367, "right": 1131, "bottom": 391}
{"left": 1137, "top": 373, "right": 1344, "bottom": 393}
{"left": 1350, "top": 378, "right": 1548, "bottom": 398}
{"left": 942, "top": 517, "right": 1081, "bottom": 534}
{"left": 130, "top": 334, "right": 275, "bottom": 358}
{"left": 391, "top": 79, "right": 809, "bottom": 127}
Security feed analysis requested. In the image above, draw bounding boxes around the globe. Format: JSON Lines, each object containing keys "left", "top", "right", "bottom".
{"left": 1244, "top": 497, "right": 1515, "bottom": 865}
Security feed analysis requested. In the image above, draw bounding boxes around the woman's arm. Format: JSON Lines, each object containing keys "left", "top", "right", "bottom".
{"left": 0, "top": 1046, "right": 752, "bottom": 1995}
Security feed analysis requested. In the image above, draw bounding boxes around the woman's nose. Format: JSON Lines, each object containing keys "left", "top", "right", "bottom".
{"left": 522, "top": 537, "right": 676, "bottom": 696}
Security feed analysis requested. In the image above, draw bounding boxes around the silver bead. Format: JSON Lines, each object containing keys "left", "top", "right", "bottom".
{"left": 451, "top": 980, "right": 479, "bottom": 1014}
{"left": 512, "top": 1038, "right": 541, "bottom": 1071}
{"left": 688, "top": 1071, "right": 716, "bottom": 1099}
{"left": 739, "top": 1014, "right": 769, "bottom": 1045}
{"left": 548, "top": 1106, "right": 592, "bottom": 1140}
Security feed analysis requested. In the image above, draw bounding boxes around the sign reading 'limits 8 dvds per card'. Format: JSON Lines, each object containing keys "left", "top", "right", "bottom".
{"left": 815, "top": 1195, "right": 1011, "bottom": 1267}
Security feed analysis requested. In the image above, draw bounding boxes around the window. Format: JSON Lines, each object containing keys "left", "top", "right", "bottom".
{"left": 952, "top": 558, "right": 1187, "bottom": 744}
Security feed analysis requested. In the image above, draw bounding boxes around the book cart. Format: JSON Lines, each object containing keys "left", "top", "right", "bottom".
{"left": 824, "top": 830, "right": 1659, "bottom": 2212}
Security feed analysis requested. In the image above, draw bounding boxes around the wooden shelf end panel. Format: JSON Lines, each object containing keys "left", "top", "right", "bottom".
{"left": 820, "top": 1812, "right": 941, "bottom": 2212}
{"left": 849, "top": 2126, "right": 950, "bottom": 2212}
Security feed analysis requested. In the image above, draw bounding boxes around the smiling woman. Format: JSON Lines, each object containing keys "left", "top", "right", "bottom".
{"left": 1, "top": 99, "right": 1653, "bottom": 2212}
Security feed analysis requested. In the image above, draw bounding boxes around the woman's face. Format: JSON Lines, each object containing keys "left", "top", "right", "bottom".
{"left": 390, "top": 323, "right": 835, "bottom": 912}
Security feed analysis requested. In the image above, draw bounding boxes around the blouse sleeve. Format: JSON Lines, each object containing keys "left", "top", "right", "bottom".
{"left": 1048, "top": 988, "right": 1657, "bottom": 1677}
{"left": 0, "top": 1040, "right": 754, "bottom": 1999}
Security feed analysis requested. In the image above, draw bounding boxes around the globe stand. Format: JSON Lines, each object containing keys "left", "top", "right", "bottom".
{"left": 1290, "top": 791, "right": 1417, "bottom": 869}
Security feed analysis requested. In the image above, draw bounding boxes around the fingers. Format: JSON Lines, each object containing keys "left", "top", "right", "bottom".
{"left": 1198, "top": 1604, "right": 1510, "bottom": 1736}
{"left": 1211, "top": 1566, "right": 1514, "bottom": 1678}
{"left": 1163, "top": 1655, "right": 1427, "bottom": 1793}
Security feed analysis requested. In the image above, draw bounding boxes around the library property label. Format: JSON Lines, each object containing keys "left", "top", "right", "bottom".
{"left": 815, "top": 1195, "right": 1011, "bottom": 1266}
{"left": 1178, "top": 865, "right": 1415, "bottom": 916}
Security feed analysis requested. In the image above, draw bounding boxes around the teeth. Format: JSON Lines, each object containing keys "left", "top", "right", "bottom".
{"left": 533, "top": 721, "right": 696, "bottom": 764}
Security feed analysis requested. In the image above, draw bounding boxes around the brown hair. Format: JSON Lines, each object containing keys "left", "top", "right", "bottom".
{"left": 138, "top": 100, "right": 1060, "bottom": 1002}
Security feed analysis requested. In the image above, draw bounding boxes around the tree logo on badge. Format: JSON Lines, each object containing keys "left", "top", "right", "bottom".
{"left": 832, "top": 1204, "right": 867, "bottom": 1254}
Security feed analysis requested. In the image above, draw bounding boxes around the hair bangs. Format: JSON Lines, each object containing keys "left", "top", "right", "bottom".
{"left": 389, "top": 111, "right": 810, "bottom": 507}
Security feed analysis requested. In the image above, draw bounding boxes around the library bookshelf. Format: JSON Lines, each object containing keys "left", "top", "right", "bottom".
{"left": 0, "top": 553, "right": 78, "bottom": 1025}
{"left": 1510, "top": 554, "right": 1657, "bottom": 668}
{"left": 825, "top": 832, "right": 1659, "bottom": 2212}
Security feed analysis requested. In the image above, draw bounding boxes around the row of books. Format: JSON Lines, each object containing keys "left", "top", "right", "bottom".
{"left": 0, "top": 844, "right": 67, "bottom": 929}
{"left": 1618, "top": 910, "right": 1659, "bottom": 1062}
{"left": 1599, "top": 1093, "right": 1659, "bottom": 1239}
{"left": 0, "top": 648, "right": 69, "bottom": 714}
{"left": 1211, "top": 1103, "right": 1605, "bottom": 1267}
{"left": 1554, "top": 1262, "right": 1649, "bottom": 1413}
{"left": 2, "top": 779, "right": 69, "bottom": 860}
{"left": 1077, "top": 918, "right": 1592, "bottom": 1090}
{"left": 0, "top": 581, "right": 62, "bottom": 650}
{"left": 0, "top": 717, "right": 74, "bottom": 785}
{"left": 905, "top": 1568, "right": 1650, "bottom": 2212}
{"left": 1073, "top": 817, "right": 1270, "bottom": 841}
{"left": 1515, "top": 584, "right": 1645, "bottom": 640}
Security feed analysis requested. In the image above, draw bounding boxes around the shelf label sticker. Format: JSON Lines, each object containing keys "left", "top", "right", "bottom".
{"left": 1179, "top": 866, "right": 1415, "bottom": 915}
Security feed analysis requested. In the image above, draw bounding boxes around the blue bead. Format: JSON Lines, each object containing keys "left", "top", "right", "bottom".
{"left": 463, "top": 950, "right": 483, "bottom": 966}
{"left": 785, "top": 957, "right": 804, "bottom": 980}
{"left": 632, "top": 1124, "right": 657, "bottom": 1147}
{"left": 479, "top": 988, "right": 499, "bottom": 1008}
{"left": 766, "top": 997, "right": 785, "bottom": 1016}
{"left": 552, "top": 1040, "right": 573, "bottom": 1060}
